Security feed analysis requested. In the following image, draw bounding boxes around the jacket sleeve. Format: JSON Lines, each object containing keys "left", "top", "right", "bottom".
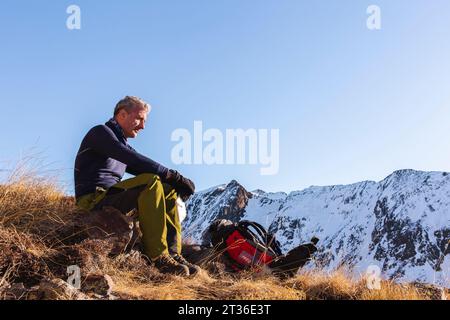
{"left": 125, "top": 164, "right": 141, "bottom": 176}
{"left": 87, "top": 125, "right": 169, "bottom": 179}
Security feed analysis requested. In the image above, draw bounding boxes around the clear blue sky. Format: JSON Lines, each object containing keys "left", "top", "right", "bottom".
{"left": 1, "top": 1, "right": 450, "bottom": 194}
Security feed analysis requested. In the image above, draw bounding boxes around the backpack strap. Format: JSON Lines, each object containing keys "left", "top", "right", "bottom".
{"left": 238, "top": 221, "right": 283, "bottom": 257}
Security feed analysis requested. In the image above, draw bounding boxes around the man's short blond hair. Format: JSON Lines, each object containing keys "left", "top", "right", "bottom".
{"left": 114, "top": 96, "right": 150, "bottom": 116}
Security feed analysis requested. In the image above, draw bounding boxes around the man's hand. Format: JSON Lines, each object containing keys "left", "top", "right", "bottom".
{"left": 164, "top": 169, "right": 196, "bottom": 201}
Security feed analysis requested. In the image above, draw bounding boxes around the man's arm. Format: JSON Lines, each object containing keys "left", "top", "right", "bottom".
{"left": 125, "top": 145, "right": 147, "bottom": 176}
{"left": 124, "top": 143, "right": 196, "bottom": 201}
{"left": 88, "top": 125, "right": 195, "bottom": 200}
{"left": 87, "top": 125, "right": 169, "bottom": 178}
{"left": 125, "top": 166, "right": 140, "bottom": 176}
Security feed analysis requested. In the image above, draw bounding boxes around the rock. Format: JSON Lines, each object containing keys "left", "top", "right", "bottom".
{"left": 52, "top": 207, "right": 139, "bottom": 256}
{"left": 3, "top": 282, "right": 28, "bottom": 300}
{"left": 81, "top": 273, "right": 114, "bottom": 297}
{"left": 34, "top": 278, "right": 90, "bottom": 300}
{"left": 1, "top": 280, "right": 89, "bottom": 300}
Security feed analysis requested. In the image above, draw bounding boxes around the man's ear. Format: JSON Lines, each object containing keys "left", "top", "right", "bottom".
{"left": 116, "top": 109, "right": 127, "bottom": 121}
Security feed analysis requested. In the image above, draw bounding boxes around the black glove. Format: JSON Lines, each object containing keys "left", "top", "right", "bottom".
{"left": 164, "top": 169, "right": 195, "bottom": 201}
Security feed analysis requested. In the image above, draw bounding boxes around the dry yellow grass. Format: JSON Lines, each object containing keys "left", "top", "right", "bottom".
{"left": 102, "top": 265, "right": 439, "bottom": 300}
{"left": 359, "top": 281, "right": 427, "bottom": 300}
{"left": 285, "top": 269, "right": 436, "bottom": 300}
{"left": 111, "top": 274, "right": 306, "bottom": 300}
{"left": 0, "top": 159, "right": 73, "bottom": 234}
{"left": 0, "top": 167, "right": 447, "bottom": 300}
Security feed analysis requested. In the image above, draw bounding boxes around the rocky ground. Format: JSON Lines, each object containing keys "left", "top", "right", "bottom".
{"left": 0, "top": 175, "right": 448, "bottom": 300}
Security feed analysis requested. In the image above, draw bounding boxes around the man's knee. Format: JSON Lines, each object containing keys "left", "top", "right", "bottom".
{"left": 134, "top": 173, "right": 177, "bottom": 198}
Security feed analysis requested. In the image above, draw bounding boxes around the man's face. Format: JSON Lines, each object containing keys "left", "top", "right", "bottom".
{"left": 116, "top": 106, "right": 148, "bottom": 138}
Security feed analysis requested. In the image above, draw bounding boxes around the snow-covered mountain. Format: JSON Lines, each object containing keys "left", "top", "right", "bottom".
{"left": 183, "top": 169, "right": 450, "bottom": 287}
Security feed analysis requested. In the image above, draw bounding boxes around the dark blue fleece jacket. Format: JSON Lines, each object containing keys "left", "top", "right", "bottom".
{"left": 74, "top": 119, "right": 168, "bottom": 199}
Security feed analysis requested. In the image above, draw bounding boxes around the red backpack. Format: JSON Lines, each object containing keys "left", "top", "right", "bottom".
{"left": 207, "top": 220, "right": 283, "bottom": 272}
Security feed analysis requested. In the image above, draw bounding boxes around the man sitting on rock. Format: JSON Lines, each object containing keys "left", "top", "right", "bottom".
{"left": 74, "top": 96, "right": 200, "bottom": 277}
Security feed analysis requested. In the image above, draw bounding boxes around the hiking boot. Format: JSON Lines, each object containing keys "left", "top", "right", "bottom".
{"left": 172, "top": 254, "right": 202, "bottom": 276}
{"left": 153, "top": 254, "right": 190, "bottom": 276}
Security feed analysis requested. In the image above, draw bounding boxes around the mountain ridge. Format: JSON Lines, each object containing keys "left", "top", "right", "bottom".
{"left": 183, "top": 169, "right": 450, "bottom": 287}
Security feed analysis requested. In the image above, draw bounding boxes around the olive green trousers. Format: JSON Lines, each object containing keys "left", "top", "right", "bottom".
{"left": 76, "top": 174, "right": 182, "bottom": 260}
